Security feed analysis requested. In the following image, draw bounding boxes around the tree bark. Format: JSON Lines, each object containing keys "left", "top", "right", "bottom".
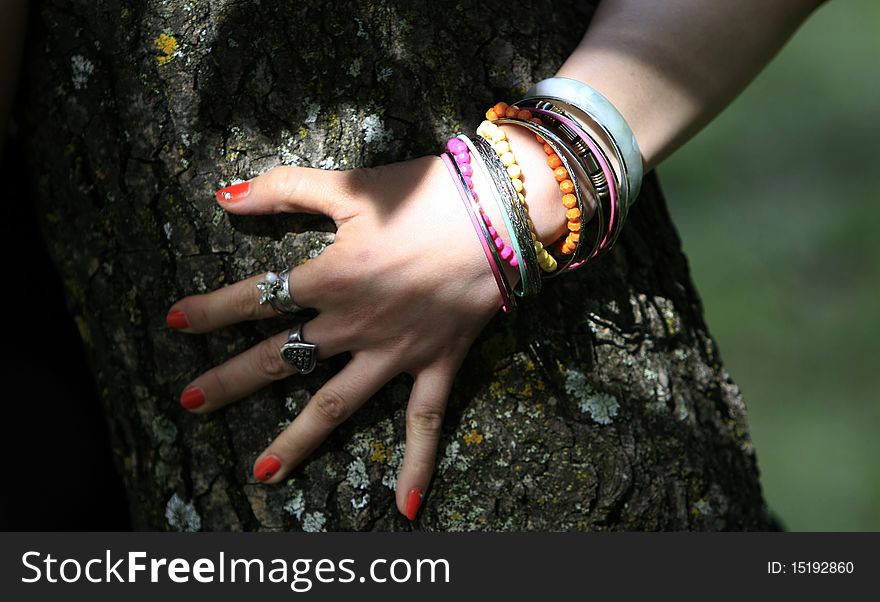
{"left": 21, "top": 0, "right": 770, "bottom": 531}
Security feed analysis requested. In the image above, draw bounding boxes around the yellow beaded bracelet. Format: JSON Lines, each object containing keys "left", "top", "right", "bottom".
{"left": 475, "top": 120, "right": 558, "bottom": 273}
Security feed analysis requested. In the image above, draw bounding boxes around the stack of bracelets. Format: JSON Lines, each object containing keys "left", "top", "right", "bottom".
{"left": 440, "top": 77, "right": 643, "bottom": 313}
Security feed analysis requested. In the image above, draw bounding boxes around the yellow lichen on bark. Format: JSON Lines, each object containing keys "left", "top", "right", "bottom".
{"left": 154, "top": 33, "right": 178, "bottom": 66}
{"left": 370, "top": 440, "right": 390, "bottom": 462}
{"left": 463, "top": 429, "right": 484, "bottom": 446}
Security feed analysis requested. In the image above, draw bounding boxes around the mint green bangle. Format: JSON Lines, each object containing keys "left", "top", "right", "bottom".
{"left": 522, "top": 77, "right": 643, "bottom": 208}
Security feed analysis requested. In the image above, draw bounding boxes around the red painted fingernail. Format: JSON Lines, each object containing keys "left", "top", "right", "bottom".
{"left": 180, "top": 387, "right": 205, "bottom": 410}
{"left": 166, "top": 309, "right": 189, "bottom": 330}
{"left": 404, "top": 488, "right": 424, "bottom": 521}
{"left": 216, "top": 181, "right": 251, "bottom": 203}
{"left": 254, "top": 456, "right": 282, "bottom": 482}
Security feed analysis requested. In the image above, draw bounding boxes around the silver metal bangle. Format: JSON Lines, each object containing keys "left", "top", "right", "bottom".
{"left": 525, "top": 96, "right": 630, "bottom": 214}
{"left": 471, "top": 135, "right": 542, "bottom": 297}
{"left": 515, "top": 105, "right": 626, "bottom": 259}
{"left": 521, "top": 77, "right": 643, "bottom": 208}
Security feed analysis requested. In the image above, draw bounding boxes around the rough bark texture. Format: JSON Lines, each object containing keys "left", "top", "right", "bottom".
{"left": 21, "top": 0, "right": 770, "bottom": 531}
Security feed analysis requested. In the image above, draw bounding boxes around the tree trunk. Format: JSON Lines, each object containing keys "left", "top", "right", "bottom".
{"left": 21, "top": 0, "right": 769, "bottom": 531}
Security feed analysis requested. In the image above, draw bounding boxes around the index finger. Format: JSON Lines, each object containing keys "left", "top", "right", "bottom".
{"left": 216, "top": 165, "right": 362, "bottom": 224}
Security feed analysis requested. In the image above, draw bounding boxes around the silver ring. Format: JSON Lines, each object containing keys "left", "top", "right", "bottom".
{"left": 279, "top": 317, "right": 318, "bottom": 374}
{"left": 256, "top": 268, "right": 305, "bottom": 314}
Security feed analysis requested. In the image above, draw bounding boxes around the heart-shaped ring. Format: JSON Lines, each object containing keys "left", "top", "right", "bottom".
{"left": 279, "top": 317, "right": 317, "bottom": 374}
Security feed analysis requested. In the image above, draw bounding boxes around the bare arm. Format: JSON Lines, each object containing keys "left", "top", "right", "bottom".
{"left": 558, "top": 0, "right": 823, "bottom": 168}
{"left": 510, "top": 0, "right": 825, "bottom": 245}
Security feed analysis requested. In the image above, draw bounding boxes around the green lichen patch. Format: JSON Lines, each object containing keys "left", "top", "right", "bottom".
{"left": 165, "top": 493, "right": 201, "bottom": 532}
{"left": 283, "top": 487, "right": 305, "bottom": 521}
{"left": 301, "top": 511, "right": 327, "bottom": 532}
{"left": 564, "top": 368, "right": 619, "bottom": 425}
{"left": 150, "top": 415, "right": 178, "bottom": 447}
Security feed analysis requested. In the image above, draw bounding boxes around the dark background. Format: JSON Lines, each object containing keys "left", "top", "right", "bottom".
{"left": 0, "top": 129, "right": 129, "bottom": 530}
{"left": 662, "top": 0, "right": 879, "bottom": 530}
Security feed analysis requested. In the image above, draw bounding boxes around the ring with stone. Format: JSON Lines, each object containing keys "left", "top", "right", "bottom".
{"left": 256, "top": 268, "right": 305, "bottom": 314}
{"left": 279, "top": 317, "right": 318, "bottom": 374}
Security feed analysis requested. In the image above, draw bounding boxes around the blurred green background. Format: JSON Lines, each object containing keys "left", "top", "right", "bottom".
{"left": 660, "top": 0, "right": 880, "bottom": 531}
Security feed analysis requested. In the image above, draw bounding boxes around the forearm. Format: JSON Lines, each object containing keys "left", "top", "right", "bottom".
{"left": 478, "top": 0, "right": 824, "bottom": 257}
{"left": 556, "top": 0, "right": 823, "bottom": 170}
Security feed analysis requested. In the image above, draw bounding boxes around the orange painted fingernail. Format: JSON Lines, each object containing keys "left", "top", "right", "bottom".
{"left": 166, "top": 309, "right": 189, "bottom": 329}
{"left": 404, "top": 488, "right": 424, "bottom": 520}
{"left": 180, "top": 386, "right": 205, "bottom": 410}
{"left": 254, "top": 456, "right": 282, "bottom": 482}
{"left": 216, "top": 181, "right": 251, "bottom": 203}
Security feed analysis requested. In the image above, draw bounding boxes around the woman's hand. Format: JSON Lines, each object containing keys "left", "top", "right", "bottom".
{"left": 167, "top": 155, "right": 503, "bottom": 520}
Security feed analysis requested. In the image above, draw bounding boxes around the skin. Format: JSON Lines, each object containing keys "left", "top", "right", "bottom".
{"left": 0, "top": 0, "right": 824, "bottom": 520}
{"left": 172, "top": 158, "right": 502, "bottom": 507}
{"left": 170, "top": 0, "right": 826, "bottom": 520}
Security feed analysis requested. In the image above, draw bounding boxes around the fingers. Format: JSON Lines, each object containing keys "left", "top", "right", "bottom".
{"left": 252, "top": 351, "right": 399, "bottom": 483}
{"left": 166, "top": 256, "right": 330, "bottom": 333}
{"left": 395, "top": 364, "right": 456, "bottom": 521}
{"left": 216, "top": 165, "right": 361, "bottom": 223}
{"left": 179, "top": 314, "right": 345, "bottom": 413}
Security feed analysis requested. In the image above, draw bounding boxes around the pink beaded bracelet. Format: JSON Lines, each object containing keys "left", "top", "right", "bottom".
{"left": 446, "top": 138, "right": 518, "bottom": 268}
{"left": 440, "top": 152, "right": 514, "bottom": 313}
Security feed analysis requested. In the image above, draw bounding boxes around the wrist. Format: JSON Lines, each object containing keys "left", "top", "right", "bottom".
{"left": 499, "top": 124, "right": 570, "bottom": 246}
{"left": 469, "top": 121, "right": 599, "bottom": 272}
{"left": 458, "top": 102, "right": 605, "bottom": 292}
{"left": 471, "top": 124, "right": 575, "bottom": 250}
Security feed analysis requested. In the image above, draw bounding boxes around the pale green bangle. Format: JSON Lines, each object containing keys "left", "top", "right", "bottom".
{"left": 522, "top": 77, "right": 643, "bottom": 208}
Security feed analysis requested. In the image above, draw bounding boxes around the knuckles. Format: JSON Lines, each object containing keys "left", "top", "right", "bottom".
{"left": 235, "top": 284, "right": 264, "bottom": 321}
{"left": 264, "top": 166, "right": 305, "bottom": 205}
{"left": 316, "top": 262, "right": 358, "bottom": 296}
{"left": 406, "top": 405, "right": 446, "bottom": 438}
{"left": 255, "top": 339, "right": 293, "bottom": 381}
{"left": 310, "top": 389, "right": 349, "bottom": 424}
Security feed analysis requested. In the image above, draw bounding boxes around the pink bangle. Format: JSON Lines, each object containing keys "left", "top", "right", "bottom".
{"left": 446, "top": 139, "right": 518, "bottom": 268}
{"left": 440, "top": 152, "right": 514, "bottom": 313}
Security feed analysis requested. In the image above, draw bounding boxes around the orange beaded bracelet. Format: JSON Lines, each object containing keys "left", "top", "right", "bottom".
{"left": 487, "top": 102, "right": 581, "bottom": 256}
